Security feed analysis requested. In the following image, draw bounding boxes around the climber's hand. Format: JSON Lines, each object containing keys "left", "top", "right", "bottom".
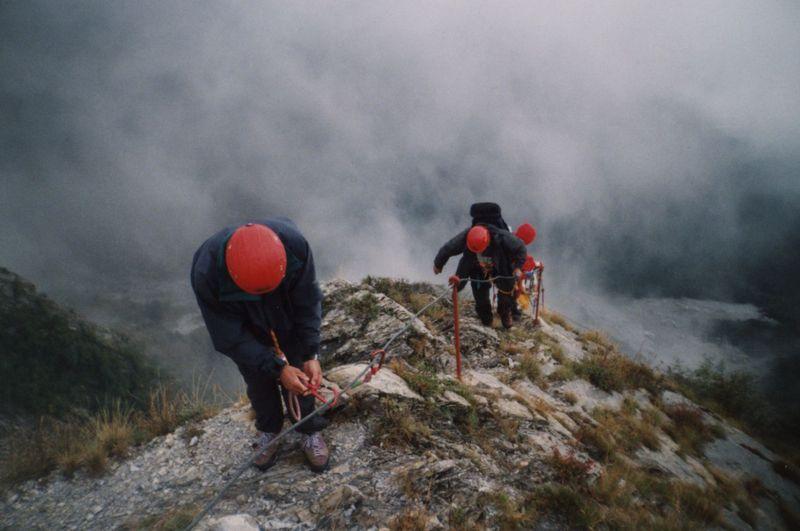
{"left": 303, "top": 359, "right": 323, "bottom": 389}
{"left": 279, "top": 366, "right": 311, "bottom": 395}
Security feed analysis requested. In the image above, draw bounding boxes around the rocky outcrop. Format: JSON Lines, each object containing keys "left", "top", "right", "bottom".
{"left": 2, "top": 278, "right": 798, "bottom": 530}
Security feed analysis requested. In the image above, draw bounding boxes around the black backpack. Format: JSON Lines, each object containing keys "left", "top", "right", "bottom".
{"left": 470, "top": 202, "right": 510, "bottom": 231}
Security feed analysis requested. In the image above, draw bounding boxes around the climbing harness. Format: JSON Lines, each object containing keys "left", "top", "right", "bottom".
{"left": 185, "top": 288, "right": 451, "bottom": 530}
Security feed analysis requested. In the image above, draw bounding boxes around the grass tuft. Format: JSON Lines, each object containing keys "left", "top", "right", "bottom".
{"left": 388, "top": 506, "right": 432, "bottom": 531}
{"left": 374, "top": 399, "right": 432, "bottom": 448}
{"left": 573, "top": 349, "right": 661, "bottom": 394}
{"left": 542, "top": 309, "right": 573, "bottom": 331}
{"left": 343, "top": 292, "right": 381, "bottom": 322}
{"left": 662, "top": 403, "right": 722, "bottom": 456}
{"left": 548, "top": 448, "right": 594, "bottom": 486}
{"left": 517, "top": 352, "right": 541, "bottom": 383}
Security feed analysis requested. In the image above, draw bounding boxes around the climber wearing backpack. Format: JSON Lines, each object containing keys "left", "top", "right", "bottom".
{"left": 433, "top": 203, "right": 526, "bottom": 328}
{"left": 190, "top": 218, "right": 330, "bottom": 473}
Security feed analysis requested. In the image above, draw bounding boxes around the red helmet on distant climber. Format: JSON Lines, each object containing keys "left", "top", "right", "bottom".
{"left": 225, "top": 223, "right": 287, "bottom": 294}
{"left": 466, "top": 226, "right": 491, "bottom": 253}
{"left": 522, "top": 255, "right": 536, "bottom": 272}
{"left": 515, "top": 223, "right": 536, "bottom": 245}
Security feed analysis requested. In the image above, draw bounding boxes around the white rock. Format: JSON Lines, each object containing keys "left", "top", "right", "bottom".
{"left": 442, "top": 390, "right": 471, "bottom": 407}
{"left": 325, "top": 364, "right": 422, "bottom": 401}
{"left": 494, "top": 398, "right": 534, "bottom": 419}
{"left": 661, "top": 390, "right": 695, "bottom": 408}
{"left": 512, "top": 380, "right": 558, "bottom": 407}
{"left": 552, "top": 379, "right": 623, "bottom": 412}
{"left": 463, "top": 370, "right": 519, "bottom": 398}
{"left": 201, "top": 514, "right": 260, "bottom": 531}
{"left": 189, "top": 436, "right": 199, "bottom": 447}
{"left": 635, "top": 434, "right": 708, "bottom": 485}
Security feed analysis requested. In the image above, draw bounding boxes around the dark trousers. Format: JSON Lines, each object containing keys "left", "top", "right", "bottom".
{"left": 463, "top": 274, "right": 515, "bottom": 326}
{"left": 236, "top": 334, "right": 327, "bottom": 435}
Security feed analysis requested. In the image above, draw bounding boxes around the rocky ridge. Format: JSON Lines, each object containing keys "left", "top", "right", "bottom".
{"left": 1, "top": 278, "right": 799, "bottom": 530}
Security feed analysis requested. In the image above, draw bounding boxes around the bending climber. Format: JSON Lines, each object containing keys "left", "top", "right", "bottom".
{"left": 434, "top": 213, "right": 526, "bottom": 328}
{"left": 191, "top": 218, "right": 330, "bottom": 472}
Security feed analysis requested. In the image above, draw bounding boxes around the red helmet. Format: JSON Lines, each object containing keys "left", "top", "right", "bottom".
{"left": 225, "top": 223, "right": 287, "bottom": 294}
{"left": 522, "top": 255, "right": 536, "bottom": 272}
{"left": 515, "top": 223, "right": 536, "bottom": 245}
{"left": 466, "top": 226, "right": 490, "bottom": 253}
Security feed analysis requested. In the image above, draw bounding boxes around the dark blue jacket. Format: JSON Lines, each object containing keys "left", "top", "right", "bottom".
{"left": 434, "top": 224, "right": 526, "bottom": 290}
{"left": 190, "top": 217, "right": 323, "bottom": 375}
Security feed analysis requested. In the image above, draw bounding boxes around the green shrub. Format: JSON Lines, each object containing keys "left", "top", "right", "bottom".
{"left": 343, "top": 292, "right": 381, "bottom": 321}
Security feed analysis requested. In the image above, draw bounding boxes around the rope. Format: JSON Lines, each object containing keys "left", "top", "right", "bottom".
{"left": 185, "top": 287, "right": 452, "bottom": 530}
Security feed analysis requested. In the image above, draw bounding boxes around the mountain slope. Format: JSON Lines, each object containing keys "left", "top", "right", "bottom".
{"left": 2, "top": 278, "right": 799, "bottom": 530}
{"left": 0, "top": 267, "right": 157, "bottom": 416}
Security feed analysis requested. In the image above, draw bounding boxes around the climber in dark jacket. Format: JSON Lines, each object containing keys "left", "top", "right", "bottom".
{"left": 434, "top": 222, "right": 526, "bottom": 328}
{"left": 191, "top": 217, "right": 329, "bottom": 472}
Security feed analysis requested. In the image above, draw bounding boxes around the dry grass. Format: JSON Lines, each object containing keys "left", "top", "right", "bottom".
{"left": 388, "top": 507, "right": 433, "bottom": 531}
{"left": 548, "top": 448, "right": 594, "bottom": 485}
{"left": 579, "top": 329, "right": 614, "bottom": 349}
{"left": 444, "top": 379, "right": 479, "bottom": 407}
{"left": 389, "top": 359, "right": 443, "bottom": 398}
{"left": 343, "top": 292, "right": 381, "bottom": 322}
{"left": 129, "top": 504, "right": 199, "bottom": 530}
{"left": 489, "top": 492, "right": 537, "bottom": 529}
{"left": 1, "top": 382, "right": 222, "bottom": 487}
{"left": 542, "top": 309, "right": 573, "bottom": 331}
{"left": 499, "top": 340, "right": 526, "bottom": 355}
{"left": 662, "top": 403, "right": 724, "bottom": 456}
{"left": 547, "top": 364, "right": 576, "bottom": 382}
{"left": 670, "top": 482, "right": 723, "bottom": 525}
{"left": 548, "top": 343, "right": 566, "bottom": 364}
{"left": 528, "top": 483, "right": 594, "bottom": 528}
{"left": 578, "top": 424, "right": 618, "bottom": 462}
{"left": 572, "top": 343, "right": 662, "bottom": 395}
{"left": 708, "top": 466, "right": 758, "bottom": 527}
{"left": 364, "top": 277, "right": 449, "bottom": 324}
{"left": 516, "top": 352, "right": 541, "bottom": 383}
{"left": 562, "top": 391, "right": 578, "bottom": 405}
{"left": 581, "top": 406, "right": 661, "bottom": 460}
{"left": 374, "top": 399, "right": 432, "bottom": 448}
{"left": 526, "top": 446, "right": 735, "bottom": 530}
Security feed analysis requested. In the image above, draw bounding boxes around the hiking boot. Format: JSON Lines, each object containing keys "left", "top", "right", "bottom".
{"left": 252, "top": 432, "right": 281, "bottom": 471}
{"left": 301, "top": 432, "right": 330, "bottom": 473}
{"left": 500, "top": 311, "right": 514, "bottom": 329}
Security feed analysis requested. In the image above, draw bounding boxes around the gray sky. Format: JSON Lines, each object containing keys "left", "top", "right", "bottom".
{"left": 2, "top": 1, "right": 800, "bottom": 326}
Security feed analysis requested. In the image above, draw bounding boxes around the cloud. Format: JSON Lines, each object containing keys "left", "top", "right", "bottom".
{"left": 1, "top": 0, "right": 799, "bottom": 327}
